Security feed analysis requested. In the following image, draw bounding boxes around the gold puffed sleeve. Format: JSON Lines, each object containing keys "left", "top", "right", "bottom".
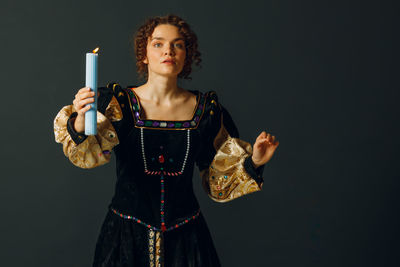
{"left": 53, "top": 96, "right": 122, "bottom": 169}
{"left": 198, "top": 92, "right": 264, "bottom": 203}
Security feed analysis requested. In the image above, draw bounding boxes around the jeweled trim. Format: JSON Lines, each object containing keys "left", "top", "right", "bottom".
{"left": 140, "top": 128, "right": 190, "bottom": 175}
{"left": 127, "top": 88, "right": 206, "bottom": 130}
{"left": 160, "top": 173, "right": 166, "bottom": 231}
{"left": 111, "top": 207, "right": 201, "bottom": 232}
{"left": 149, "top": 229, "right": 155, "bottom": 267}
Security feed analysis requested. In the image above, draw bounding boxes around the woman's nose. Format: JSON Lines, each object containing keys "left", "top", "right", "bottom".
{"left": 164, "top": 45, "right": 175, "bottom": 55}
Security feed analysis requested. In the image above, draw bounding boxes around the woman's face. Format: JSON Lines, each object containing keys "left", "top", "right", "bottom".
{"left": 143, "top": 24, "right": 186, "bottom": 78}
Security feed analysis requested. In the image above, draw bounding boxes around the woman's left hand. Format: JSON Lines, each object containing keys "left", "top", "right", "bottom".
{"left": 251, "top": 131, "right": 279, "bottom": 168}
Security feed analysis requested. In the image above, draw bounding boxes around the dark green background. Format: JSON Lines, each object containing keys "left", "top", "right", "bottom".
{"left": 0, "top": 0, "right": 398, "bottom": 266}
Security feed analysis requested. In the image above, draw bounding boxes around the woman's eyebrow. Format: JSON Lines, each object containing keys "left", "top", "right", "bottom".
{"left": 151, "top": 37, "right": 185, "bottom": 41}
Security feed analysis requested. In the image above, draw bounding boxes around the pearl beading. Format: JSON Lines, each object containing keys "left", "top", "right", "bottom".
{"left": 181, "top": 129, "right": 190, "bottom": 173}
{"left": 140, "top": 128, "right": 190, "bottom": 176}
{"left": 140, "top": 127, "right": 149, "bottom": 172}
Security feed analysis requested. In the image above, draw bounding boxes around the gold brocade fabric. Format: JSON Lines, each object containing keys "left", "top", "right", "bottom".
{"left": 148, "top": 230, "right": 163, "bottom": 267}
{"left": 53, "top": 96, "right": 122, "bottom": 169}
{"left": 200, "top": 121, "right": 263, "bottom": 203}
{"left": 155, "top": 231, "right": 163, "bottom": 267}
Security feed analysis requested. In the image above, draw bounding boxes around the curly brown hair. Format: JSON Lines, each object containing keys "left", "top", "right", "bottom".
{"left": 133, "top": 14, "right": 202, "bottom": 81}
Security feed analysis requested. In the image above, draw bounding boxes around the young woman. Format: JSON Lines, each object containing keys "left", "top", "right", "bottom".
{"left": 54, "top": 14, "right": 279, "bottom": 267}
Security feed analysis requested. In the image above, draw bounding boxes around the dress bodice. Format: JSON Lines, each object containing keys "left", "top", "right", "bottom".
{"left": 54, "top": 82, "right": 265, "bottom": 232}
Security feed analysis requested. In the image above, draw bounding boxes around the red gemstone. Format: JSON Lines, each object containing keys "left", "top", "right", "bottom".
{"left": 161, "top": 225, "right": 166, "bottom": 232}
{"left": 158, "top": 155, "right": 165, "bottom": 163}
{"left": 175, "top": 224, "right": 178, "bottom": 228}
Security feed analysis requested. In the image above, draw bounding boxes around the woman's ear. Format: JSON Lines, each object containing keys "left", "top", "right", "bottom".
{"left": 143, "top": 57, "right": 148, "bottom": 64}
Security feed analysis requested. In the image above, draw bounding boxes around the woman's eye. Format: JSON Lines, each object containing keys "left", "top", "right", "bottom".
{"left": 175, "top": 43, "right": 184, "bottom": 48}
{"left": 154, "top": 43, "right": 162, "bottom": 47}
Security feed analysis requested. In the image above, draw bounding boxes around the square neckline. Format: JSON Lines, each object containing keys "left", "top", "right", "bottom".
{"left": 127, "top": 87, "right": 207, "bottom": 130}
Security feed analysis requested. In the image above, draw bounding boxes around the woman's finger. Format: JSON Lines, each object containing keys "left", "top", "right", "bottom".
{"left": 78, "top": 87, "right": 90, "bottom": 93}
{"left": 77, "top": 104, "right": 91, "bottom": 115}
{"left": 78, "top": 98, "right": 94, "bottom": 108}
{"left": 256, "top": 131, "right": 266, "bottom": 141}
{"left": 79, "top": 90, "right": 95, "bottom": 100}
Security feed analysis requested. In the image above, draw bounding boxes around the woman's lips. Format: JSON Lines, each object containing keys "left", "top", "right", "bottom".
{"left": 162, "top": 61, "right": 175, "bottom": 64}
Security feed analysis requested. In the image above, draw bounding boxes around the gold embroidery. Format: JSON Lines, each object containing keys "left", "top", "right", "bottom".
{"left": 200, "top": 115, "right": 262, "bottom": 202}
{"left": 53, "top": 99, "right": 121, "bottom": 169}
{"left": 149, "top": 229, "right": 155, "bottom": 267}
{"left": 105, "top": 96, "right": 123, "bottom": 122}
{"left": 155, "top": 231, "right": 163, "bottom": 267}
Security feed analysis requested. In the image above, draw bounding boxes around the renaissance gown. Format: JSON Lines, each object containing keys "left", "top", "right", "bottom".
{"left": 53, "top": 83, "right": 265, "bottom": 267}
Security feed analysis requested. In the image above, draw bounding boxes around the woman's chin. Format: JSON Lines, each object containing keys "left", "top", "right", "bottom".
{"left": 151, "top": 69, "right": 182, "bottom": 78}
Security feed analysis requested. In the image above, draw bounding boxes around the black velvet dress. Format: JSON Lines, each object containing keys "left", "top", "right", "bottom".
{"left": 54, "top": 83, "right": 265, "bottom": 267}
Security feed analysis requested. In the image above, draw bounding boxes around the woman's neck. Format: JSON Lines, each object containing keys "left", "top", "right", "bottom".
{"left": 139, "top": 74, "right": 184, "bottom": 104}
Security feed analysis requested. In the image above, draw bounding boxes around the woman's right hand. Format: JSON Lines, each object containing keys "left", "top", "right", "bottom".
{"left": 72, "top": 87, "right": 95, "bottom": 133}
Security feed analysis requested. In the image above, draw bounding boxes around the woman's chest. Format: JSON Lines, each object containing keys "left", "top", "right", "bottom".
{"left": 117, "top": 127, "right": 203, "bottom": 173}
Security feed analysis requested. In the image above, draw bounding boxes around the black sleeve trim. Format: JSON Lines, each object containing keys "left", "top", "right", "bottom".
{"left": 244, "top": 156, "right": 265, "bottom": 185}
{"left": 67, "top": 112, "right": 88, "bottom": 145}
{"left": 98, "top": 86, "right": 114, "bottom": 115}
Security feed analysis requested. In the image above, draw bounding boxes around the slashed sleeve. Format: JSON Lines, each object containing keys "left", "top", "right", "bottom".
{"left": 53, "top": 83, "right": 128, "bottom": 169}
{"left": 196, "top": 91, "right": 265, "bottom": 203}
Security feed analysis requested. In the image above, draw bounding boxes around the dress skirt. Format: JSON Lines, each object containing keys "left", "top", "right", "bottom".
{"left": 93, "top": 208, "right": 222, "bottom": 267}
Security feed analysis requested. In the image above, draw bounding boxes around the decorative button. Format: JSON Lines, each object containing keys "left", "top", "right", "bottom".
{"left": 210, "top": 110, "right": 214, "bottom": 115}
